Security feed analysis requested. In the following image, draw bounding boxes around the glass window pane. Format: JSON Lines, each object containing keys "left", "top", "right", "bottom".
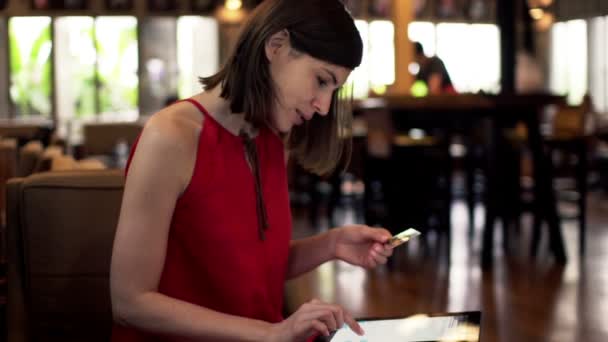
{"left": 141, "top": 17, "right": 178, "bottom": 115}
{"left": 605, "top": 15, "right": 608, "bottom": 114}
{"left": 54, "top": 16, "right": 96, "bottom": 138}
{"left": 0, "top": 18, "right": 8, "bottom": 118}
{"left": 9, "top": 17, "right": 53, "bottom": 117}
{"left": 589, "top": 17, "right": 606, "bottom": 113}
{"left": 369, "top": 20, "right": 395, "bottom": 88}
{"left": 436, "top": 23, "right": 470, "bottom": 93}
{"left": 436, "top": 23, "right": 500, "bottom": 94}
{"left": 468, "top": 24, "right": 500, "bottom": 93}
{"left": 550, "top": 20, "right": 588, "bottom": 105}
{"left": 177, "top": 16, "right": 219, "bottom": 99}
{"left": 95, "top": 16, "right": 139, "bottom": 119}
{"left": 550, "top": 22, "right": 568, "bottom": 96}
{"left": 408, "top": 21, "right": 435, "bottom": 56}
{"left": 348, "top": 20, "right": 370, "bottom": 99}
{"left": 600, "top": 15, "right": 608, "bottom": 114}
{"left": 566, "top": 20, "right": 588, "bottom": 105}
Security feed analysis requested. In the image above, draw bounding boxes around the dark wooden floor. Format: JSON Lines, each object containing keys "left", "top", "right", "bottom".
{"left": 285, "top": 192, "right": 608, "bottom": 342}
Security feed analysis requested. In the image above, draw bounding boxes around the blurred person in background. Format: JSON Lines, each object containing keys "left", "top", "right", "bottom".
{"left": 413, "top": 41, "right": 456, "bottom": 95}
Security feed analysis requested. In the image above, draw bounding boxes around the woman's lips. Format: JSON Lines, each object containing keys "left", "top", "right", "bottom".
{"left": 294, "top": 109, "right": 304, "bottom": 125}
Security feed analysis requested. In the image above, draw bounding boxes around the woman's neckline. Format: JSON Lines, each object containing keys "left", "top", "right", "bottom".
{"left": 188, "top": 94, "right": 284, "bottom": 145}
{"left": 187, "top": 96, "right": 258, "bottom": 139}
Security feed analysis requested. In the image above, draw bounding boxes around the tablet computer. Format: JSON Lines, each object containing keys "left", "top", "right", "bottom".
{"left": 326, "top": 311, "right": 481, "bottom": 342}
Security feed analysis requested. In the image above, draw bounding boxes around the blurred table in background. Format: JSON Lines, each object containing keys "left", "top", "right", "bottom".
{"left": 355, "top": 94, "right": 567, "bottom": 268}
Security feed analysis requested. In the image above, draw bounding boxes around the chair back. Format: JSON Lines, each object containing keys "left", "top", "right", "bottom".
{"left": 17, "top": 141, "right": 43, "bottom": 177}
{"left": 7, "top": 170, "right": 125, "bottom": 342}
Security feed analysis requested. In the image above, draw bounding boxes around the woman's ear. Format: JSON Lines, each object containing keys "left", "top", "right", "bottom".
{"left": 265, "top": 29, "right": 290, "bottom": 62}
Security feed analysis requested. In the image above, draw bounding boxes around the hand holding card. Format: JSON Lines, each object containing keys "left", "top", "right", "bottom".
{"left": 385, "top": 228, "right": 421, "bottom": 249}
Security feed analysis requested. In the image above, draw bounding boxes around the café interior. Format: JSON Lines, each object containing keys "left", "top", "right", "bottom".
{"left": 1, "top": 0, "right": 608, "bottom": 341}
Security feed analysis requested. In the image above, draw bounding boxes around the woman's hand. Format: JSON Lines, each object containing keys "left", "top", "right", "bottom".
{"left": 267, "top": 299, "right": 364, "bottom": 341}
{"left": 332, "top": 225, "right": 393, "bottom": 268}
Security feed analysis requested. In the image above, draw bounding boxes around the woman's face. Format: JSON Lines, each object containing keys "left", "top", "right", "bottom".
{"left": 266, "top": 33, "right": 352, "bottom": 133}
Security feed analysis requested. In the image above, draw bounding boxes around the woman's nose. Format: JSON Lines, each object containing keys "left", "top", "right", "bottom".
{"left": 312, "top": 92, "right": 332, "bottom": 116}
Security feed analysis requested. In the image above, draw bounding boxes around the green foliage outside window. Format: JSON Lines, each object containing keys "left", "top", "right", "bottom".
{"left": 9, "top": 18, "right": 52, "bottom": 117}
{"left": 95, "top": 18, "right": 139, "bottom": 114}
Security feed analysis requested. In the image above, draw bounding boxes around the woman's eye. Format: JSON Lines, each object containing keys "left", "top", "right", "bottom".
{"left": 317, "top": 76, "right": 328, "bottom": 88}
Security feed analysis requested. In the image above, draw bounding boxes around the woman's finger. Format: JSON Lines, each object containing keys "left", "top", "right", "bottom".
{"left": 373, "top": 244, "right": 385, "bottom": 254}
{"left": 343, "top": 310, "right": 364, "bottom": 336}
{"left": 303, "top": 300, "right": 348, "bottom": 332}
{"left": 379, "top": 245, "right": 393, "bottom": 257}
{"left": 318, "top": 310, "right": 338, "bottom": 331}
{"left": 373, "top": 242, "right": 394, "bottom": 257}
{"left": 331, "top": 305, "right": 345, "bottom": 330}
{"left": 305, "top": 306, "right": 339, "bottom": 331}
{"left": 309, "top": 319, "right": 330, "bottom": 337}
{"left": 297, "top": 309, "right": 333, "bottom": 338}
{"left": 324, "top": 304, "right": 345, "bottom": 331}
{"left": 373, "top": 253, "right": 388, "bottom": 265}
{"left": 359, "top": 226, "right": 392, "bottom": 244}
{"left": 369, "top": 249, "right": 379, "bottom": 260}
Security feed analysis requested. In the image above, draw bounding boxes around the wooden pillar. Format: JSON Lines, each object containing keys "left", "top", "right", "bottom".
{"left": 389, "top": 0, "right": 413, "bottom": 96}
{"left": 497, "top": 0, "right": 516, "bottom": 94}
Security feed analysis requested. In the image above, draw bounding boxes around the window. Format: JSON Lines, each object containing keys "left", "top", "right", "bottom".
{"left": 0, "top": 18, "right": 8, "bottom": 118}
{"left": 408, "top": 21, "right": 435, "bottom": 56}
{"left": 369, "top": 20, "right": 396, "bottom": 90}
{"left": 550, "top": 20, "right": 588, "bottom": 105}
{"left": 350, "top": 20, "right": 370, "bottom": 99}
{"left": 140, "top": 17, "right": 179, "bottom": 116}
{"left": 53, "top": 16, "right": 138, "bottom": 143}
{"left": 8, "top": 14, "right": 223, "bottom": 141}
{"left": 54, "top": 16, "right": 96, "bottom": 138}
{"left": 9, "top": 17, "right": 53, "bottom": 117}
{"left": 409, "top": 21, "right": 501, "bottom": 94}
{"left": 95, "top": 16, "right": 139, "bottom": 118}
{"left": 348, "top": 19, "right": 395, "bottom": 99}
{"left": 589, "top": 17, "right": 608, "bottom": 114}
{"left": 177, "top": 16, "right": 219, "bottom": 99}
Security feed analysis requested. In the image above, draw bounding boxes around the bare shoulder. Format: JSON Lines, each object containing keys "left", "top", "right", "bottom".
{"left": 142, "top": 101, "right": 203, "bottom": 150}
{"left": 128, "top": 101, "right": 205, "bottom": 192}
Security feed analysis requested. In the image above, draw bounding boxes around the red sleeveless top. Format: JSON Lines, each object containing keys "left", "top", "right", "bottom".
{"left": 112, "top": 99, "right": 292, "bottom": 341}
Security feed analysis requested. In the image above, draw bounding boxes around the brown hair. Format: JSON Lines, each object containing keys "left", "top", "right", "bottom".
{"left": 200, "top": 0, "right": 363, "bottom": 175}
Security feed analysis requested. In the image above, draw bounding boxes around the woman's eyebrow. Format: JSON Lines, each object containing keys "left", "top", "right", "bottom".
{"left": 322, "top": 67, "right": 338, "bottom": 85}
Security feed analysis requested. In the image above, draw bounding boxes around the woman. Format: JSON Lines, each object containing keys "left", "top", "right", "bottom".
{"left": 110, "top": 0, "right": 393, "bottom": 341}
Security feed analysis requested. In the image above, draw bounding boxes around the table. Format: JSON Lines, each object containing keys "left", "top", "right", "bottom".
{"left": 356, "top": 94, "right": 567, "bottom": 267}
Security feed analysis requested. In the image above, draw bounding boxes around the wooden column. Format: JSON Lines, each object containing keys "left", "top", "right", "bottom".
{"left": 389, "top": 0, "right": 414, "bottom": 96}
{"left": 497, "top": 0, "right": 516, "bottom": 94}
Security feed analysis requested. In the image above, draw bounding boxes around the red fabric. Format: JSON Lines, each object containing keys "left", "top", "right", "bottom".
{"left": 112, "top": 98, "right": 292, "bottom": 341}
{"left": 443, "top": 84, "right": 458, "bottom": 95}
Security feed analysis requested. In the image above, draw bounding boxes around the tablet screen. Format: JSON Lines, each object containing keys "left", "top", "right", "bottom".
{"left": 330, "top": 312, "right": 481, "bottom": 342}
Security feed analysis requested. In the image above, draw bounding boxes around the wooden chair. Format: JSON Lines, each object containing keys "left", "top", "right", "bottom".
{"left": 531, "top": 95, "right": 593, "bottom": 257}
{"left": 6, "top": 170, "right": 124, "bottom": 342}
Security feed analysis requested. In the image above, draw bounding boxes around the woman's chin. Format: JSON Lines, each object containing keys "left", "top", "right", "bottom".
{"left": 278, "top": 122, "right": 295, "bottom": 134}
{"left": 268, "top": 122, "right": 290, "bottom": 135}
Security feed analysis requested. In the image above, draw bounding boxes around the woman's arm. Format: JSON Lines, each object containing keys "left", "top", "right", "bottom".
{"left": 110, "top": 107, "right": 272, "bottom": 341}
{"left": 286, "top": 230, "right": 337, "bottom": 279}
{"left": 286, "top": 226, "right": 393, "bottom": 279}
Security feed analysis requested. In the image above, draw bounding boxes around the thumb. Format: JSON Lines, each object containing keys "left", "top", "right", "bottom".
{"left": 359, "top": 226, "right": 391, "bottom": 243}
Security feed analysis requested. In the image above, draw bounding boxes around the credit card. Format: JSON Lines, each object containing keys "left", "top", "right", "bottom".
{"left": 385, "top": 228, "right": 421, "bottom": 248}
